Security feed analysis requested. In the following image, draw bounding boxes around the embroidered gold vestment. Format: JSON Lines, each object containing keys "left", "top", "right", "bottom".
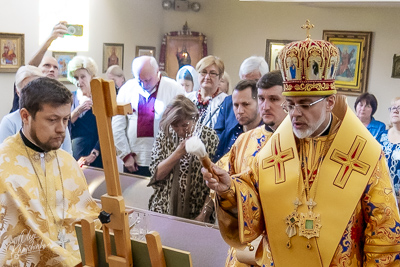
{"left": 217, "top": 125, "right": 274, "bottom": 267}
{"left": 0, "top": 134, "right": 101, "bottom": 266}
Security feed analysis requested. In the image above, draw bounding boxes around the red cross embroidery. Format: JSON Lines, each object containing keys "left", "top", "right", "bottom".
{"left": 262, "top": 134, "right": 294, "bottom": 184}
{"left": 330, "top": 136, "right": 370, "bottom": 188}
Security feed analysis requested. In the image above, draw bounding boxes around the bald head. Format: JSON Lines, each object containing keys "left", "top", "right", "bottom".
{"left": 131, "top": 56, "right": 160, "bottom": 92}
{"left": 39, "top": 56, "right": 59, "bottom": 79}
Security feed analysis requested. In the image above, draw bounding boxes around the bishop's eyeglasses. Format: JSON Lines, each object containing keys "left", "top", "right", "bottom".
{"left": 281, "top": 97, "right": 327, "bottom": 114}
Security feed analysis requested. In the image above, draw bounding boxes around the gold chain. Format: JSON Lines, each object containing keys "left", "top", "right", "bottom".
{"left": 286, "top": 136, "right": 329, "bottom": 249}
{"left": 300, "top": 138, "right": 326, "bottom": 200}
{"left": 286, "top": 115, "right": 339, "bottom": 249}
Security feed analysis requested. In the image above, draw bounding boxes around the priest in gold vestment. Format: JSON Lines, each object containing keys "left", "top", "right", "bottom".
{"left": 217, "top": 70, "right": 287, "bottom": 266}
{"left": 204, "top": 30, "right": 400, "bottom": 266}
{"left": 0, "top": 77, "right": 101, "bottom": 266}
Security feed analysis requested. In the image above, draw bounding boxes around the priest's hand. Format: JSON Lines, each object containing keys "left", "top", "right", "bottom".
{"left": 202, "top": 165, "right": 231, "bottom": 194}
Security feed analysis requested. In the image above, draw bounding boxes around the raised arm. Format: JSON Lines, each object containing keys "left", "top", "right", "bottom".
{"left": 28, "top": 21, "right": 68, "bottom": 66}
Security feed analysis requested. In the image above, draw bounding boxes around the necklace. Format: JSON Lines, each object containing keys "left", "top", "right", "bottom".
{"left": 296, "top": 139, "right": 324, "bottom": 250}
{"left": 22, "top": 140, "right": 69, "bottom": 248}
{"left": 284, "top": 137, "right": 328, "bottom": 250}
{"left": 196, "top": 88, "right": 220, "bottom": 112}
{"left": 284, "top": 114, "right": 340, "bottom": 249}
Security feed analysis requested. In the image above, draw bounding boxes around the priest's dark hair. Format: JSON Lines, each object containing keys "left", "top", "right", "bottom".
{"left": 19, "top": 77, "right": 73, "bottom": 118}
{"left": 234, "top": 79, "right": 258, "bottom": 99}
{"left": 256, "top": 70, "right": 283, "bottom": 90}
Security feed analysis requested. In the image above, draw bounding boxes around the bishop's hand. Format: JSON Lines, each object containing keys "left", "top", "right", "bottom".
{"left": 201, "top": 164, "right": 231, "bottom": 194}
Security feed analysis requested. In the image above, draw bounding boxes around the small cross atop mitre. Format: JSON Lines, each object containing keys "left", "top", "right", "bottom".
{"left": 301, "top": 19, "right": 314, "bottom": 39}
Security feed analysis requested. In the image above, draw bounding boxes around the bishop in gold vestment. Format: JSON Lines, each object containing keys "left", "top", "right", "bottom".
{"left": 206, "top": 31, "right": 400, "bottom": 266}
{"left": 217, "top": 70, "right": 288, "bottom": 267}
{"left": 217, "top": 98, "right": 400, "bottom": 266}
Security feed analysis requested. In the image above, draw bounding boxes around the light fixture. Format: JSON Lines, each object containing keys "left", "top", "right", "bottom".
{"left": 191, "top": 2, "right": 201, "bottom": 12}
{"left": 161, "top": 0, "right": 201, "bottom": 12}
{"left": 162, "top": 0, "right": 173, "bottom": 10}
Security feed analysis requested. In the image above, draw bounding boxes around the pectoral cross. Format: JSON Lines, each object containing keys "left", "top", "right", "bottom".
{"left": 56, "top": 229, "right": 70, "bottom": 249}
{"left": 301, "top": 19, "right": 314, "bottom": 39}
{"left": 298, "top": 198, "right": 322, "bottom": 247}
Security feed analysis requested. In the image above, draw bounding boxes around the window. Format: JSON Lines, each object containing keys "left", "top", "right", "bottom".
{"left": 39, "top": 0, "right": 89, "bottom": 51}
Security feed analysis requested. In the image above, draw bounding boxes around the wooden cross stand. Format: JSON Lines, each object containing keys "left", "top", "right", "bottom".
{"left": 79, "top": 78, "right": 189, "bottom": 267}
{"left": 80, "top": 78, "right": 133, "bottom": 267}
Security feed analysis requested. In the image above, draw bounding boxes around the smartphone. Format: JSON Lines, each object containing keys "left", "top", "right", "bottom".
{"left": 65, "top": 24, "right": 83, "bottom": 36}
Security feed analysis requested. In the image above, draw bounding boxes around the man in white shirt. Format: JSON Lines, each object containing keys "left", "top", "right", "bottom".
{"left": 112, "top": 56, "right": 184, "bottom": 176}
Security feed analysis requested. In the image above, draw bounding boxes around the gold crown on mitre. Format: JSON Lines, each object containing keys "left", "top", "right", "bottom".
{"left": 278, "top": 20, "right": 340, "bottom": 96}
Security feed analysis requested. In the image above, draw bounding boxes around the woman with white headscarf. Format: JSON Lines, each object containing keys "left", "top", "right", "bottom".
{"left": 175, "top": 65, "right": 199, "bottom": 94}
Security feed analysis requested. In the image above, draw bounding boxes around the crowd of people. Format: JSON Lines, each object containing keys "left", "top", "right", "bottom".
{"left": 0, "top": 21, "right": 400, "bottom": 266}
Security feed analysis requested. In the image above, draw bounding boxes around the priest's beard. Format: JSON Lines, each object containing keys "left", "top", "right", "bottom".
{"left": 29, "top": 128, "right": 65, "bottom": 152}
{"left": 293, "top": 113, "right": 326, "bottom": 139}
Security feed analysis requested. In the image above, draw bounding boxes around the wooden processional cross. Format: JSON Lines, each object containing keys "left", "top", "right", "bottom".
{"left": 80, "top": 79, "right": 166, "bottom": 267}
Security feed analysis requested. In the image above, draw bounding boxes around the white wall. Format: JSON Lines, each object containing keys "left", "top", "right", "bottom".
{"left": 0, "top": 0, "right": 164, "bottom": 116}
{"left": 1, "top": 0, "right": 400, "bottom": 125}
